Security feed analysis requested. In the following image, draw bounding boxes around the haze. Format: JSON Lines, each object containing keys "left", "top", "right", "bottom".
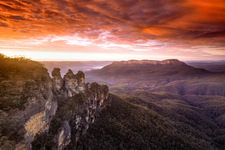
{"left": 0, "top": 0, "right": 225, "bottom": 61}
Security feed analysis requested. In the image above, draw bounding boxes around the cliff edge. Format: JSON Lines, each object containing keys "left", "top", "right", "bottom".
{"left": 0, "top": 54, "right": 110, "bottom": 150}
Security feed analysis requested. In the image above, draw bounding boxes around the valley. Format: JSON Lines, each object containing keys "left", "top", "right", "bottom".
{"left": 1, "top": 55, "right": 225, "bottom": 150}
{"left": 82, "top": 59, "right": 225, "bottom": 149}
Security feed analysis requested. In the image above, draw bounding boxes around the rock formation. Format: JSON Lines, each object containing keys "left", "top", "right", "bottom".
{"left": 5, "top": 67, "right": 110, "bottom": 150}
{"left": 63, "top": 69, "right": 86, "bottom": 97}
{"left": 52, "top": 68, "right": 63, "bottom": 93}
{"left": 46, "top": 69, "right": 110, "bottom": 150}
{"left": 0, "top": 66, "right": 58, "bottom": 149}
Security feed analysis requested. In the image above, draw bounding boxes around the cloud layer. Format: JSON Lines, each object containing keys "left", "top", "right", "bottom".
{"left": 0, "top": 0, "right": 225, "bottom": 60}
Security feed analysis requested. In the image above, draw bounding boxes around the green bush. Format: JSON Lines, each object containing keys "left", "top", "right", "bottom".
{"left": 0, "top": 111, "right": 25, "bottom": 148}
{"left": 0, "top": 53, "right": 46, "bottom": 80}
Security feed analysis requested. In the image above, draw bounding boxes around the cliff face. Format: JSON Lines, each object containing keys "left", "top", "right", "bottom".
{"left": 46, "top": 69, "right": 110, "bottom": 150}
{"left": 50, "top": 82, "right": 110, "bottom": 149}
{"left": 52, "top": 68, "right": 63, "bottom": 92}
{"left": 23, "top": 74, "right": 57, "bottom": 149}
{"left": 0, "top": 60, "right": 110, "bottom": 150}
{"left": 0, "top": 63, "right": 58, "bottom": 149}
{"left": 7, "top": 67, "right": 110, "bottom": 150}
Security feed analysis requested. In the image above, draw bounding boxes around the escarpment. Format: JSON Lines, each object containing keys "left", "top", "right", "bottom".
{"left": 0, "top": 56, "right": 110, "bottom": 150}
{"left": 33, "top": 68, "right": 110, "bottom": 150}
{"left": 30, "top": 68, "right": 110, "bottom": 150}
{"left": 0, "top": 57, "right": 57, "bottom": 149}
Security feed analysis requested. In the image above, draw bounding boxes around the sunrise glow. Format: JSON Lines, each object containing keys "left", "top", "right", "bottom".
{"left": 0, "top": 0, "right": 224, "bottom": 60}
{"left": 1, "top": 50, "right": 188, "bottom": 61}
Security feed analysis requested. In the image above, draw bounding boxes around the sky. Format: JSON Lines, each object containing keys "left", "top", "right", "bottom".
{"left": 0, "top": 0, "right": 225, "bottom": 61}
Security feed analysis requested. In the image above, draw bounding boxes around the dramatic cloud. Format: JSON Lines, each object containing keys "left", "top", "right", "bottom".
{"left": 0, "top": 0, "right": 225, "bottom": 60}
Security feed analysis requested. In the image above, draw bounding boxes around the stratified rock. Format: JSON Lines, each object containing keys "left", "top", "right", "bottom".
{"left": 56, "top": 82, "right": 110, "bottom": 149}
{"left": 23, "top": 74, "right": 58, "bottom": 148}
{"left": 56, "top": 121, "right": 71, "bottom": 150}
{"left": 52, "top": 68, "right": 63, "bottom": 93}
{"left": 76, "top": 71, "right": 86, "bottom": 93}
{"left": 63, "top": 69, "right": 85, "bottom": 97}
{"left": 2, "top": 67, "right": 58, "bottom": 149}
{"left": 63, "top": 69, "right": 78, "bottom": 97}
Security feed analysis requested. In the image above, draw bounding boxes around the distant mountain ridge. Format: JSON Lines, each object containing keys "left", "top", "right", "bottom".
{"left": 87, "top": 59, "right": 225, "bottom": 96}
{"left": 87, "top": 59, "right": 210, "bottom": 81}
{"left": 88, "top": 59, "right": 209, "bottom": 77}
{"left": 112, "top": 59, "right": 185, "bottom": 65}
{"left": 186, "top": 60, "right": 225, "bottom": 72}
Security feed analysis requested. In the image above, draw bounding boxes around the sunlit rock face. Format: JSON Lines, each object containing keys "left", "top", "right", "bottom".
{"left": 52, "top": 69, "right": 86, "bottom": 97}
{"left": 63, "top": 69, "right": 86, "bottom": 97}
{"left": 0, "top": 67, "right": 59, "bottom": 149}
{"left": 56, "top": 121, "right": 71, "bottom": 150}
{"left": 25, "top": 111, "right": 48, "bottom": 146}
{"left": 25, "top": 99, "right": 58, "bottom": 147}
{"left": 23, "top": 72, "right": 58, "bottom": 148}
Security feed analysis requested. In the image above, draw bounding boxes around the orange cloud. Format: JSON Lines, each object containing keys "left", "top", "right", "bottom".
{"left": 0, "top": 0, "right": 224, "bottom": 59}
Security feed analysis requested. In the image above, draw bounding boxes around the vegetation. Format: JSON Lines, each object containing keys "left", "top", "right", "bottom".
{"left": 0, "top": 54, "right": 48, "bottom": 149}
{"left": 32, "top": 132, "right": 55, "bottom": 150}
{"left": 75, "top": 94, "right": 225, "bottom": 150}
{"left": 0, "top": 136, "right": 15, "bottom": 150}
{"left": 86, "top": 82, "right": 108, "bottom": 96}
{"left": 51, "top": 94, "right": 86, "bottom": 134}
{"left": 0, "top": 110, "right": 25, "bottom": 149}
{"left": 0, "top": 53, "right": 46, "bottom": 79}
{"left": 0, "top": 53, "right": 49, "bottom": 111}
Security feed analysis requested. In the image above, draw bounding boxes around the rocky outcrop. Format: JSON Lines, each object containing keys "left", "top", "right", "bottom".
{"left": 0, "top": 55, "right": 110, "bottom": 150}
{"left": 22, "top": 71, "right": 58, "bottom": 149}
{"left": 0, "top": 66, "right": 58, "bottom": 149}
{"left": 70, "top": 82, "right": 109, "bottom": 143}
{"left": 52, "top": 69, "right": 86, "bottom": 97}
{"left": 49, "top": 70, "right": 110, "bottom": 149}
{"left": 29, "top": 69, "right": 110, "bottom": 150}
{"left": 52, "top": 68, "right": 63, "bottom": 93}
{"left": 0, "top": 66, "right": 110, "bottom": 150}
{"left": 52, "top": 68, "right": 86, "bottom": 96}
